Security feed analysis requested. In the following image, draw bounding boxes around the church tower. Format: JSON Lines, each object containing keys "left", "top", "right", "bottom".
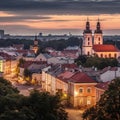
{"left": 82, "top": 18, "right": 93, "bottom": 56}
{"left": 94, "top": 19, "right": 103, "bottom": 45}
{"left": 30, "top": 36, "right": 39, "bottom": 54}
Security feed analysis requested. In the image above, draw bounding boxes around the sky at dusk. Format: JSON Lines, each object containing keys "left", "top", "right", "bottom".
{"left": 0, "top": 0, "right": 120, "bottom": 35}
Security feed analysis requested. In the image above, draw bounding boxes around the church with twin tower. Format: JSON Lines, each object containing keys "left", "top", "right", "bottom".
{"left": 82, "top": 19, "right": 120, "bottom": 58}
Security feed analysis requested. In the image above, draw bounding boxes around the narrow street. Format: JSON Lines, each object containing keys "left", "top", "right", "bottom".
{"left": 66, "top": 109, "right": 83, "bottom": 120}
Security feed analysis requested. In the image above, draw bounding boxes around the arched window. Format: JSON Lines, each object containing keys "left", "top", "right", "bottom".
{"left": 79, "top": 88, "right": 84, "bottom": 93}
{"left": 88, "top": 37, "right": 90, "bottom": 41}
{"left": 87, "top": 87, "right": 91, "bottom": 93}
{"left": 109, "top": 53, "right": 111, "bottom": 58}
{"left": 99, "top": 37, "right": 100, "bottom": 41}
{"left": 114, "top": 53, "right": 117, "bottom": 58}
{"left": 87, "top": 51, "right": 90, "bottom": 56}
{"left": 88, "top": 42, "right": 90, "bottom": 45}
{"left": 100, "top": 54, "right": 103, "bottom": 58}
{"left": 105, "top": 55, "right": 107, "bottom": 58}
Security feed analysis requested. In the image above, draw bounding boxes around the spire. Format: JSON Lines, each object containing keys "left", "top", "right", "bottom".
{"left": 83, "top": 17, "right": 92, "bottom": 34}
{"left": 35, "top": 35, "right": 37, "bottom": 40}
{"left": 97, "top": 17, "right": 100, "bottom": 30}
{"left": 86, "top": 17, "right": 90, "bottom": 30}
{"left": 95, "top": 18, "right": 102, "bottom": 33}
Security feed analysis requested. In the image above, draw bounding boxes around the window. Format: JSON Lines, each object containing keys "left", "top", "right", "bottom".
{"left": 109, "top": 53, "right": 111, "bottom": 58}
{"left": 100, "top": 54, "right": 103, "bottom": 58}
{"left": 99, "top": 37, "right": 100, "bottom": 41}
{"left": 88, "top": 37, "right": 90, "bottom": 41}
{"left": 114, "top": 53, "right": 117, "bottom": 58}
{"left": 87, "top": 87, "right": 91, "bottom": 93}
{"left": 79, "top": 88, "right": 84, "bottom": 93}
{"left": 88, "top": 42, "right": 90, "bottom": 45}
{"left": 87, "top": 51, "right": 90, "bottom": 56}
{"left": 87, "top": 96, "right": 91, "bottom": 105}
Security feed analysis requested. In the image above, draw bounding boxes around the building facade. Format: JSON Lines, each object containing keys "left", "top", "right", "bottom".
{"left": 82, "top": 19, "right": 120, "bottom": 58}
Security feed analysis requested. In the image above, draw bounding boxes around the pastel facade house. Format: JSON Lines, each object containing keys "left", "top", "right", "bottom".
{"left": 0, "top": 52, "right": 16, "bottom": 75}
{"left": 56, "top": 71, "right": 74, "bottom": 95}
{"left": 95, "top": 82, "right": 109, "bottom": 102}
{"left": 69, "top": 72, "right": 97, "bottom": 107}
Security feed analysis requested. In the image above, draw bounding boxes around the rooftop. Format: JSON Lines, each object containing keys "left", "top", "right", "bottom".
{"left": 93, "top": 44, "right": 119, "bottom": 52}
{"left": 70, "top": 72, "right": 97, "bottom": 83}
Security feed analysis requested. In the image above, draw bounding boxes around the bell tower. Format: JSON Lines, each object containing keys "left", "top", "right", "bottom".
{"left": 30, "top": 36, "right": 39, "bottom": 54}
{"left": 82, "top": 18, "right": 93, "bottom": 56}
{"left": 94, "top": 18, "right": 103, "bottom": 45}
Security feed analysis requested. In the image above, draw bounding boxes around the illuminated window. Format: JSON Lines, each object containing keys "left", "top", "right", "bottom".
{"left": 87, "top": 96, "right": 91, "bottom": 105}
{"left": 79, "top": 98, "right": 83, "bottom": 105}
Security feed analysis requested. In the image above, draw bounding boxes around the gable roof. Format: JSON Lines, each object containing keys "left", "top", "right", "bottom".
{"left": 70, "top": 72, "right": 97, "bottom": 83}
{"left": 93, "top": 44, "right": 119, "bottom": 52}
{"left": 95, "top": 82, "right": 110, "bottom": 90}
{"left": 57, "top": 71, "right": 75, "bottom": 83}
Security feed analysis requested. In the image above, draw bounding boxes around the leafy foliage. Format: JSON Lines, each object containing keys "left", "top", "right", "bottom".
{"left": 82, "top": 78, "right": 120, "bottom": 120}
{"left": 0, "top": 37, "right": 82, "bottom": 51}
{"left": 75, "top": 56, "right": 118, "bottom": 69}
{"left": 0, "top": 77, "right": 19, "bottom": 96}
{"left": 0, "top": 78, "right": 68, "bottom": 120}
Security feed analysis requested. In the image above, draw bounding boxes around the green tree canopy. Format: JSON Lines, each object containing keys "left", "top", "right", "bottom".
{"left": 75, "top": 56, "right": 118, "bottom": 69}
{"left": 0, "top": 78, "right": 68, "bottom": 120}
{"left": 82, "top": 78, "right": 120, "bottom": 120}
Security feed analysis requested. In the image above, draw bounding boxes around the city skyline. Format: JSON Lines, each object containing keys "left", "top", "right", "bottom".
{"left": 0, "top": 0, "right": 120, "bottom": 35}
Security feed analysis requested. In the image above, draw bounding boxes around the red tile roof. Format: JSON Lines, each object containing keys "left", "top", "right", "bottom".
{"left": 20, "top": 61, "right": 47, "bottom": 68}
{"left": 62, "top": 63, "right": 78, "bottom": 69}
{"left": 57, "top": 71, "right": 75, "bottom": 83}
{"left": 70, "top": 72, "right": 96, "bottom": 83}
{"left": 95, "top": 82, "right": 110, "bottom": 90}
{"left": 93, "top": 44, "right": 119, "bottom": 52}
{"left": 0, "top": 52, "right": 13, "bottom": 60}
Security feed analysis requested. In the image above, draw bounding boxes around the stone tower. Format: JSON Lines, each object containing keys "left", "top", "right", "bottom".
{"left": 94, "top": 18, "right": 103, "bottom": 45}
{"left": 82, "top": 18, "right": 93, "bottom": 56}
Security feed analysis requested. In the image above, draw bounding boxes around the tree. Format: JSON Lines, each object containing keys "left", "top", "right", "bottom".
{"left": 82, "top": 78, "right": 120, "bottom": 120}
{"left": 0, "top": 77, "right": 19, "bottom": 96}
{"left": 75, "top": 56, "right": 118, "bottom": 70}
{"left": 0, "top": 78, "right": 68, "bottom": 120}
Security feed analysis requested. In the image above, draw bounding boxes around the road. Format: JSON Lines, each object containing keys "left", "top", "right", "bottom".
{"left": 66, "top": 109, "right": 83, "bottom": 120}
{"left": 4, "top": 75, "right": 42, "bottom": 96}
